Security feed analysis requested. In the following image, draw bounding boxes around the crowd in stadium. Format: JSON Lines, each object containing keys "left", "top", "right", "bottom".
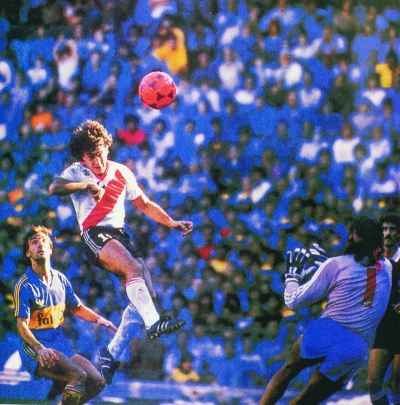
{"left": 1, "top": 0, "right": 400, "bottom": 393}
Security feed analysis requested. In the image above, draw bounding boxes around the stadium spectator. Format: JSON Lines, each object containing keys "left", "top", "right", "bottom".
{"left": 169, "top": 352, "right": 201, "bottom": 383}
{"left": 81, "top": 48, "right": 111, "bottom": 95}
{"left": 332, "top": 0, "right": 360, "bottom": 46}
{"left": 377, "top": 24, "right": 400, "bottom": 64}
{"left": 376, "top": 49, "right": 400, "bottom": 89}
{"left": 332, "top": 121, "right": 360, "bottom": 165}
{"left": 53, "top": 34, "right": 80, "bottom": 93}
{"left": 247, "top": 91, "right": 279, "bottom": 138}
{"left": 364, "top": 125, "right": 393, "bottom": 169}
{"left": 152, "top": 15, "right": 188, "bottom": 76}
{"left": 356, "top": 74, "right": 387, "bottom": 112}
{"left": 191, "top": 49, "right": 218, "bottom": 87}
{"left": 351, "top": 22, "right": 381, "bottom": 66}
{"left": 259, "top": 18, "right": 284, "bottom": 63}
{"left": 187, "top": 18, "right": 216, "bottom": 55}
{"left": 326, "top": 72, "right": 355, "bottom": 118}
{"left": 318, "top": 24, "right": 347, "bottom": 56}
{"left": 115, "top": 113, "right": 146, "bottom": 148}
{"left": 300, "top": 0, "right": 324, "bottom": 42}
{"left": 209, "top": 340, "right": 245, "bottom": 387}
{"left": 217, "top": 46, "right": 244, "bottom": 96}
{"left": 25, "top": 54, "right": 52, "bottom": 95}
{"left": 348, "top": 100, "right": 379, "bottom": 138}
{"left": 366, "top": 160, "right": 397, "bottom": 200}
{"left": 259, "top": 0, "right": 302, "bottom": 39}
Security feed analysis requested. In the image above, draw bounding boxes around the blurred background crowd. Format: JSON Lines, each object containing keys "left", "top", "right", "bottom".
{"left": 1, "top": 0, "right": 400, "bottom": 393}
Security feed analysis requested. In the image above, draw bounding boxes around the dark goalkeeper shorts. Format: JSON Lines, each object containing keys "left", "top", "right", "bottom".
{"left": 82, "top": 226, "right": 139, "bottom": 268}
{"left": 372, "top": 307, "right": 400, "bottom": 354}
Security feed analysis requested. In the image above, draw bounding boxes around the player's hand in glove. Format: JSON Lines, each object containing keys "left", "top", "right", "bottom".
{"left": 285, "top": 248, "right": 310, "bottom": 284}
{"left": 309, "top": 243, "right": 329, "bottom": 266}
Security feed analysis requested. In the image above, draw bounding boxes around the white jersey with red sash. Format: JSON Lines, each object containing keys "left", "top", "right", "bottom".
{"left": 60, "top": 161, "right": 143, "bottom": 232}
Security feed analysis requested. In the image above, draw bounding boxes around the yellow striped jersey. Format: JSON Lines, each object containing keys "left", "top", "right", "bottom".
{"left": 14, "top": 267, "right": 81, "bottom": 341}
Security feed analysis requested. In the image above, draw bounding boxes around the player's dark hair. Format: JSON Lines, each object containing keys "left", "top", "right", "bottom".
{"left": 344, "top": 215, "right": 384, "bottom": 265}
{"left": 22, "top": 225, "right": 53, "bottom": 265}
{"left": 70, "top": 120, "right": 113, "bottom": 160}
{"left": 380, "top": 213, "right": 400, "bottom": 232}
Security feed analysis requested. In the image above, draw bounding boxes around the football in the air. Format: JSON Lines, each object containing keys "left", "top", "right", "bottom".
{"left": 138, "top": 71, "right": 177, "bottom": 109}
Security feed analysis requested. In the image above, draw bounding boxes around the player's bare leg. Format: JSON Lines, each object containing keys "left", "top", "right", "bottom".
{"left": 42, "top": 354, "right": 105, "bottom": 404}
{"left": 98, "top": 239, "right": 161, "bottom": 326}
{"left": 71, "top": 354, "right": 105, "bottom": 402}
{"left": 259, "top": 337, "right": 320, "bottom": 405}
{"left": 391, "top": 354, "right": 400, "bottom": 405}
{"left": 289, "top": 368, "right": 344, "bottom": 405}
{"left": 36, "top": 351, "right": 92, "bottom": 405}
{"left": 367, "top": 348, "right": 390, "bottom": 405}
{"left": 98, "top": 239, "right": 185, "bottom": 336}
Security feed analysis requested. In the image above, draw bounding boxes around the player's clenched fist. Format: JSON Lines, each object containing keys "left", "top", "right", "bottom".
{"left": 86, "top": 181, "right": 105, "bottom": 202}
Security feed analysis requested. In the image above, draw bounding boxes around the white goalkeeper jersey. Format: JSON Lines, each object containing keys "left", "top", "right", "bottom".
{"left": 285, "top": 255, "right": 392, "bottom": 343}
{"left": 60, "top": 161, "right": 143, "bottom": 232}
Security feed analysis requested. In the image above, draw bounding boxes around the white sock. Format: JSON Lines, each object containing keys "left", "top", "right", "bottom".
{"left": 109, "top": 304, "right": 143, "bottom": 361}
{"left": 126, "top": 277, "right": 160, "bottom": 328}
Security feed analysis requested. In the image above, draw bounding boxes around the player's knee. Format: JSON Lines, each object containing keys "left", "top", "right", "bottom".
{"left": 93, "top": 375, "right": 106, "bottom": 393}
{"left": 130, "top": 259, "right": 144, "bottom": 277}
{"left": 71, "top": 367, "right": 88, "bottom": 386}
{"left": 282, "top": 361, "right": 302, "bottom": 378}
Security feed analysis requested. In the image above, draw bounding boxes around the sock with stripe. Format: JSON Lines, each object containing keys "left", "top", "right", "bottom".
{"left": 370, "top": 388, "right": 389, "bottom": 405}
{"left": 62, "top": 383, "right": 84, "bottom": 405}
{"left": 126, "top": 277, "right": 160, "bottom": 328}
{"left": 109, "top": 304, "right": 143, "bottom": 360}
{"left": 78, "top": 392, "right": 90, "bottom": 405}
{"left": 392, "top": 392, "right": 400, "bottom": 405}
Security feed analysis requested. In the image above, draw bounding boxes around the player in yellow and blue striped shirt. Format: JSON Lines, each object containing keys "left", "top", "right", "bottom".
{"left": 14, "top": 225, "right": 117, "bottom": 405}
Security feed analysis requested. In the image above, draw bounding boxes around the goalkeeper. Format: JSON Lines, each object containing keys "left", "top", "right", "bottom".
{"left": 258, "top": 215, "right": 392, "bottom": 405}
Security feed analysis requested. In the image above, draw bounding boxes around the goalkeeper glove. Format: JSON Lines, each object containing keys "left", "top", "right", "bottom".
{"left": 285, "top": 248, "right": 310, "bottom": 284}
{"left": 309, "top": 243, "right": 329, "bottom": 267}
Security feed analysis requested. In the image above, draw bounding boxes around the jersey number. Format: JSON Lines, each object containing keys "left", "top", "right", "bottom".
{"left": 361, "top": 267, "right": 377, "bottom": 308}
{"left": 98, "top": 233, "right": 112, "bottom": 243}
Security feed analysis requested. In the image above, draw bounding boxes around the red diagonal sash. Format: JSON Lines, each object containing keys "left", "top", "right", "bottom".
{"left": 82, "top": 170, "right": 126, "bottom": 231}
{"left": 362, "top": 267, "right": 377, "bottom": 308}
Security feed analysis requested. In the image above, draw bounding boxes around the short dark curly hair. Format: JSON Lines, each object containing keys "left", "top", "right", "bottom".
{"left": 70, "top": 120, "right": 113, "bottom": 160}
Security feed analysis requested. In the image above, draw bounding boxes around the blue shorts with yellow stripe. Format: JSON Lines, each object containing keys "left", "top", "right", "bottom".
{"left": 19, "top": 332, "right": 75, "bottom": 378}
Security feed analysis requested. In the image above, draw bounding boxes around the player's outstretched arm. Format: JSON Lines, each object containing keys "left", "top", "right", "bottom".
{"left": 71, "top": 304, "right": 118, "bottom": 332}
{"left": 133, "top": 193, "right": 193, "bottom": 236}
{"left": 49, "top": 178, "right": 105, "bottom": 201}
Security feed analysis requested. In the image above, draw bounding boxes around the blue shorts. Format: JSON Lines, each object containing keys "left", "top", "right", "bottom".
{"left": 300, "top": 318, "right": 368, "bottom": 383}
{"left": 19, "top": 333, "right": 75, "bottom": 378}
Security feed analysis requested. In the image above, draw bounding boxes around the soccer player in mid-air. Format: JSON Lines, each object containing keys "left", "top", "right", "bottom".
{"left": 367, "top": 213, "right": 400, "bottom": 405}
{"left": 49, "top": 119, "right": 193, "bottom": 384}
{"left": 258, "top": 215, "right": 392, "bottom": 405}
{"left": 14, "top": 225, "right": 117, "bottom": 405}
